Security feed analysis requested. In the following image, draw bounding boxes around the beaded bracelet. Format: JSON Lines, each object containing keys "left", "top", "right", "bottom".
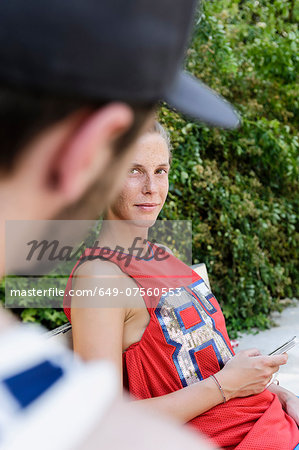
{"left": 210, "top": 374, "right": 227, "bottom": 403}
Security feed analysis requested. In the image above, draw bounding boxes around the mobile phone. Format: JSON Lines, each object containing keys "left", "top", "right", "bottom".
{"left": 268, "top": 336, "right": 298, "bottom": 356}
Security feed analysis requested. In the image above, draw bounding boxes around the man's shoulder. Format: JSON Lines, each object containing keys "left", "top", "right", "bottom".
{"left": 0, "top": 323, "right": 118, "bottom": 449}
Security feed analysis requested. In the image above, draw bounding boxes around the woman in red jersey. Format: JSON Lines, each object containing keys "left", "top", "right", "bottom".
{"left": 64, "top": 122, "right": 299, "bottom": 450}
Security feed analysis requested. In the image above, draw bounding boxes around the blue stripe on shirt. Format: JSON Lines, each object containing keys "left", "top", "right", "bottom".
{"left": 3, "top": 360, "right": 63, "bottom": 409}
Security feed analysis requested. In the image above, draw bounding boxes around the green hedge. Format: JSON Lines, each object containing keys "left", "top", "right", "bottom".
{"left": 159, "top": 0, "right": 298, "bottom": 335}
{"left": 1, "top": 0, "right": 298, "bottom": 335}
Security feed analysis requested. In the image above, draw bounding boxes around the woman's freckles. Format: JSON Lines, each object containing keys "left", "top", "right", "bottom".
{"left": 108, "top": 132, "right": 170, "bottom": 222}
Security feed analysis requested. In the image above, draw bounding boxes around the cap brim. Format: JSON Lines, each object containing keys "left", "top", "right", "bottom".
{"left": 164, "top": 72, "right": 240, "bottom": 129}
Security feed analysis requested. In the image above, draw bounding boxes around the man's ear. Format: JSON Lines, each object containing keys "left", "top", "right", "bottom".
{"left": 47, "top": 102, "right": 134, "bottom": 203}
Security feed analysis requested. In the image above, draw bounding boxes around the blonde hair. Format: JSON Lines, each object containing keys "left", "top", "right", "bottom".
{"left": 149, "top": 121, "right": 172, "bottom": 165}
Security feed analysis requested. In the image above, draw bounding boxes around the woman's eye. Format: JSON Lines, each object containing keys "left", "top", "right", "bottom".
{"left": 156, "top": 168, "right": 167, "bottom": 174}
{"left": 129, "top": 168, "right": 139, "bottom": 174}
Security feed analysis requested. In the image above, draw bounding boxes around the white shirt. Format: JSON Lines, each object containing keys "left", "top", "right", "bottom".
{"left": 0, "top": 323, "right": 118, "bottom": 450}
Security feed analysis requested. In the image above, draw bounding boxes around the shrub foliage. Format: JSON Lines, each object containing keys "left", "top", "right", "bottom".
{"left": 159, "top": 0, "right": 298, "bottom": 335}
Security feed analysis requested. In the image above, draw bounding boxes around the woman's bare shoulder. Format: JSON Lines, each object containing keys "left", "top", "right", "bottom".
{"left": 72, "top": 257, "right": 141, "bottom": 294}
{"left": 74, "top": 257, "right": 126, "bottom": 278}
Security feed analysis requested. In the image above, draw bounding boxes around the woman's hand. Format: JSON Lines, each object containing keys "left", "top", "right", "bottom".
{"left": 285, "top": 394, "right": 299, "bottom": 427}
{"left": 216, "top": 348, "right": 288, "bottom": 401}
{"left": 268, "top": 383, "right": 299, "bottom": 426}
{"left": 284, "top": 394, "right": 299, "bottom": 426}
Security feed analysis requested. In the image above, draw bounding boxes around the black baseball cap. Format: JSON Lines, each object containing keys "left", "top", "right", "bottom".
{"left": 0, "top": 0, "right": 240, "bottom": 129}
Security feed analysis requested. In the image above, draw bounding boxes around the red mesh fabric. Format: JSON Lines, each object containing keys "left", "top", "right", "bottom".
{"left": 63, "top": 244, "right": 299, "bottom": 450}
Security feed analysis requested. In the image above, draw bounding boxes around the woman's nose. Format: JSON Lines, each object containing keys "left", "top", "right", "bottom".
{"left": 142, "top": 174, "right": 157, "bottom": 194}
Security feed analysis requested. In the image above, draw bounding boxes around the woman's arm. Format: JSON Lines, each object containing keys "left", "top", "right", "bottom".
{"left": 70, "top": 260, "right": 288, "bottom": 423}
{"left": 136, "top": 350, "right": 288, "bottom": 423}
{"left": 137, "top": 375, "right": 225, "bottom": 422}
{"left": 71, "top": 259, "right": 129, "bottom": 388}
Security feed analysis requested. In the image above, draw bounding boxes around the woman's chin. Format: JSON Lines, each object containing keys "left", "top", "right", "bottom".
{"left": 129, "top": 214, "right": 158, "bottom": 228}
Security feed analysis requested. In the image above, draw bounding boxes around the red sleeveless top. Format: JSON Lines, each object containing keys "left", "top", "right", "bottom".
{"left": 63, "top": 243, "right": 299, "bottom": 450}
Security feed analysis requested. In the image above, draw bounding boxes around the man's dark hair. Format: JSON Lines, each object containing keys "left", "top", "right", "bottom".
{"left": 0, "top": 84, "right": 154, "bottom": 172}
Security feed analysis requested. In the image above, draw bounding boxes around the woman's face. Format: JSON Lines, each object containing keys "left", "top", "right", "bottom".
{"left": 107, "top": 132, "right": 170, "bottom": 224}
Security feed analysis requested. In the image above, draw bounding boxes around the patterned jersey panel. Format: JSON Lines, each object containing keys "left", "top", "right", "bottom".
{"left": 154, "top": 279, "right": 234, "bottom": 387}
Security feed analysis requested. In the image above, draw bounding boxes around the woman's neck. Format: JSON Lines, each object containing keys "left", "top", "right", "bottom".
{"left": 97, "top": 219, "right": 150, "bottom": 257}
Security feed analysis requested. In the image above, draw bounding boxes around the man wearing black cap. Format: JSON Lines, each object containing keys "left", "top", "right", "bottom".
{"left": 0, "top": 0, "right": 239, "bottom": 448}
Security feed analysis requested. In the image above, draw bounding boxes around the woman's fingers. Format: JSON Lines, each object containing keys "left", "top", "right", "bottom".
{"left": 240, "top": 350, "right": 288, "bottom": 367}
{"left": 266, "top": 353, "right": 288, "bottom": 367}
{"left": 242, "top": 348, "right": 261, "bottom": 357}
{"left": 220, "top": 349, "right": 289, "bottom": 400}
{"left": 270, "top": 367, "right": 280, "bottom": 376}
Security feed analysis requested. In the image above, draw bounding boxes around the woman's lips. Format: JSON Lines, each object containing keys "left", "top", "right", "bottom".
{"left": 134, "top": 203, "right": 159, "bottom": 211}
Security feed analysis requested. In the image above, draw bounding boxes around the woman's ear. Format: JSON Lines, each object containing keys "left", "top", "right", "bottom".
{"left": 47, "top": 102, "right": 134, "bottom": 204}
